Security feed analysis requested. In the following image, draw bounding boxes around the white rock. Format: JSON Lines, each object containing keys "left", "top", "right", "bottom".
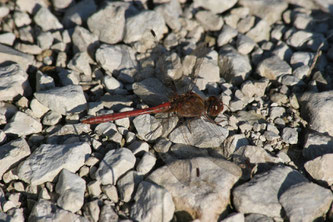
{"left": 55, "top": 169, "right": 86, "bottom": 213}
{"left": 256, "top": 55, "right": 292, "bottom": 80}
{"left": 128, "top": 140, "right": 150, "bottom": 155}
{"left": 85, "top": 199, "right": 100, "bottom": 222}
{"left": 193, "top": 0, "right": 237, "bottom": 14}
{"left": 95, "top": 148, "right": 136, "bottom": 185}
{"left": 101, "top": 185, "right": 118, "bottom": 203}
{"left": 0, "top": 64, "right": 31, "bottom": 101}
{"left": 17, "top": 142, "right": 91, "bottom": 185}
{"left": 195, "top": 10, "right": 224, "bottom": 31}
{"left": 136, "top": 152, "right": 156, "bottom": 174}
{"left": 87, "top": 180, "right": 102, "bottom": 197}
{"left": 222, "top": 213, "right": 245, "bottom": 222}
{"left": 282, "top": 127, "right": 298, "bottom": 144}
{"left": 304, "top": 153, "right": 333, "bottom": 186}
{"left": 33, "top": 7, "right": 63, "bottom": 31}
{"left": 222, "top": 134, "right": 249, "bottom": 157}
{"left": 0, "top": 33, "right": 16, "bottom": 46}
{"left": 13, "top": 11, "right": 31, "bottom": 27}
{"left": 99, "top": 202, "right": 119, "bottom": 222}
{"left": 4, "top": 111, "right": 42, "bottom": 136}
{"left": 0, "top": 138, "right": 30, "bottom": 179}
{"left": 217, "top": 24, "right": 238, "bottom": 46}
{"left": 71, "top": 26, "right": 99, "bottom": 54}
{"left": 34, "top": 85, "right": 87, "bottom": 115}
{"left": 52, "top": 0, "right": 73, "bottom": 10}
{"left": 117, "top": 170, "right": 143, "bottom": 202}
{"left": 130, "top": 181, "right": 175, "bottom": 222}
{"left": 0, "top": 44, "right": 34, "bottom": 71}
{"left": 68, "top": 52, "right": 92, "bottom": 77}
{"left": 246, "top": 20, "right": 270, "bottom": 42}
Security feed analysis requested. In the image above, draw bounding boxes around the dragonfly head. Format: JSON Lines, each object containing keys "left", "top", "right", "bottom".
{"left": 206, "top": 96, "right": 224, "bottom": 117}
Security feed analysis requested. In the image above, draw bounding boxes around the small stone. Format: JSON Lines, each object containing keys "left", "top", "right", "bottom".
{"left": 17, "top": 142, "right": 91, "bottom": 185}
{"left": 222, "top": 134, "right": 249, "bottom": 158}
{"left": 304, "top": 153, "right": 333, "bottom": 186}
{"left": 195, "top": 10, "right": 224, "bottom": 31}
{"left": 68, "top": 52, "right": 92, "bottom": 77}
{"left": 13, "top": 11, "right": 31, "bottom": 27}
{"left": 94, "top": 122, "right": 123, "bottom": 144}
{"left": 136, "top": 152, "right": 156, "bottom": 174}
{"left": 30, "top": 98, "right": 49, "bottom": 118}
{"left": 34, "top": 7, "right": 63, "bottom": 31}
{"left": 85, "top": 199, "right": 100, "bottom": 222}
{"left": 87, "top": 180, "right": 102, "bottom": 197}
{"left": 217, "top": 24, "right": 238, "bottom": 46}
{"left": 155, "top": 0, "right": 182, "bottom": 31}
{"left": 117, "top": 170, "right": 143, "bottom": 202}
{"left": 52, "top": 0, "right": 73, "bottom": 10}
{"left": 282, "top": 127, "right": 298, "bottom": 144}
{"left": 36, "top": 70, "right": 55, "bottom": 91}
{"left": 0, "top": 33, "right": 16, "bottom": 46}
{"left": 103, "top": 75, "right": 123, "bottom": 92}
{"left": 94, "top": 148, "right": 136, "bottom": 185}
{"left": 246, "top": 20, "right": 270, "bottom": 42}
{"left": 237, "top": 15, "right": 255, "bottom": 33}
{"left": 72, "top": 26, "right": 99, "bottom": 55}
{"left": 101, "top": 184, "right": 118, "bottom": 203}
{"left": 236, "top": 34, "right": 256, "bottom": 54}
{"left": 130, "top": 181, "right": 175, "bottom": 222}
{"left": 128, "top": 140, "right": 150, "bottom": 155}
{"left": 256, "top": 55, "right": 292, "bottom": 80}
{"left": 303, "top": 131, "right": 333, "bottom": 160}
{"left": 4, "top": 111, "right": 42, "bottom": 136}
{"left": 193, "top": 0, "right": 237, "bottom": 14}
{"left": 290, "top": 51, "right": 314, "bottom": 69}
{"left": 223, "top": 213, "right": 245, "bottom": 222}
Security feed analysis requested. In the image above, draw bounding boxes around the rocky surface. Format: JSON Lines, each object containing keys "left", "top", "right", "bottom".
{"left": 0, "top": 0, "right": 332, "bottom": 221}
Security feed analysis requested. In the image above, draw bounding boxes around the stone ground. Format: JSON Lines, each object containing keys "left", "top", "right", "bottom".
{"left": 0, "top": 0, "right": 333, "bottom": 221}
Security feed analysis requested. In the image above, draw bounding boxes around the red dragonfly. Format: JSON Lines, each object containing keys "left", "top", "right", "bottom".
{"left": 82, "top": 91, "right": 224, "bottom": 124}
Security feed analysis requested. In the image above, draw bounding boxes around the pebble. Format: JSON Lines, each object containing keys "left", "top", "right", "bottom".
{"left": 302, "top": 131, "right": 333, "bottom": 160}
{"left": 130, "top": 181, "right": 175, "bottom": 222}
{"left": 0, "top": 138, "right": 30, "bottom": 179}
{"left": 304, "top": 153, "right": 333, "bottom": 186}
{"left": 195, "top": 10, "right": 224, "bottom": 31}
{"left": 279, "top": 182, "right": 333, "bottom": 221}
{"left": 52, "top": 0, "right": 73, "bottom": 10}
{"left": 149, "top": 157, "right": 241, "bottom": 221}
{"left": 99, "top": 202, "right": 119, "bottom": 222}
{"left": 136, "top": 152, "right": 156, "bottom": 174}
{"left": 4, "top": 111, "right": 42, "bottom": 136}
{"left": 34, "top": 85, "right": 87, "bottom": 115}
{"left": 256, "top": 54, "right": 292, "bottom": 80}
{"left": 123, "top": 10, "right": 167, "bottom": 44}
{"left": 62, "top": 0, "right": 97, "bottom": 28}
{"left": 87, "top": 180, "right": 102, "bottom": 197}
{"left": 94, "top": 148, "right": 136, "bottom": 185}
{"left": 217, "top": 24, "right": 238, "bottom": 47}
{"left": 222, "top": 134, "right": 249, "bottom": 158}
{"left": 33, "top": 7, "right": 63, "bottom": 31}
{"left": 117, "top": 170, "right": 143, "bottom": 202}
{"left": 236, "top": 34, "right": 256, "bottom": 54}
{"left": 282, "top": 127, "right": 298, "bottom": 144}
{"left": 17, "top": 142, "right": 91, "bottom": 185}
{"left": 101, "top": 184, "right": 119, "bottom": 203}
{"left": 237, "top": 15, "right": 255, "bottom": 33}
{"left": 233, "top": 165, "right": 308, "bottom": 218}
{"left": 246, "top": 20, "right": 270, "bottom": 42}
{"left": 0, "top": 32, "right": 15, "bottom": 46}
{"left": 71, "top": 26, "right": 99, "bottom": 55}
{"left": 13, "top": 11, "right": 31, "bottom": 27}
{"left": 193, "top": 0, "right": 237, "bottom": 14}
{"left": 0, "top": 64, "right": 31, "bottom": 101}
{"left": 87, "top": 2, "right": 126, "bottom": 44}
{"left": 68, "top": 52, "right": 92, "bottom": 77}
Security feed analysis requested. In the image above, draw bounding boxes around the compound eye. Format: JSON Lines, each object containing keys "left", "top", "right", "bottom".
{"left": 207, "top": 96, "right": 224, "bottom": 117}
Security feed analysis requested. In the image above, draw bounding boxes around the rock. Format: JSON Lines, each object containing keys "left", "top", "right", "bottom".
{"left": 136, "top": 152, "right": 156, "bottom": 174}
{"left": 95, "top": 44, "right": 137, "bottom": 83}
{"left": 128, "top": 140, "right": 150, "bottom": 155}
{"left": 0, "top": 44, "right": 34, "bottom": 71}
{"left": 245, "top": 214, "right": 273, "bottom": 222}
{"left": 17, "top": 142, "right": 91, "bottom": 185}
{"left": 169, "top": 118, "right": 228, "bottom": 148}
{"left": 0, "top": 138, "right": 30, "bottom": 179}
{"left": 103, "top": 75, "right": 123, "bottom": 92}
{"left": 62, "top": 0, "right": 97, "bottom": 28}
{"left": 222, "top": 213, "right": 245, "bottom": 222}
{"left": 0, "top": 33, "right": 16, "bottom": 46}
{"left": 238, "top": 0, "right": 288, "bottom": 25}
{"left": 55, "top": 169, "right": 86, "bottom": 212}
{"left": 304, "top": 153, "right": 333, "bottom": 186}
{"left": 219, "top": 45, "right": 252, "bottom": 85}
{"left": 36, "top": 70, "right": 55, "bottom": 91}
{"left": 101, "top": 185, "right": 118, "bottom": 203}
{"left": 71, "top": 26, "right": 99, "bottom": 55}
{"left": 237, "top": 15, "right": 255, "bottom": 33}
{"left": 149, "top": 157, "right": 241, "bottom": 221}
{"left": 222, "top": 134, "right": 249, "bottom": 158}
{"left": 236, "top": 34, "right": 256, "bottom": 54}
{"left": 99, "top": 202, "right": 119, "bottom": 222}
{"left": 217, "top": 24, "right": 238, "bottom": 47}
{"left": 87, "top": 180, "right": 102, "bottom": 197}
{"left": 33, "top": 7, "right": 63, "bottom": 31}
{"left": 13, "top": 11, "right": 31, "bottom": 27}
{"left": 195, "top": 10, "right": 224, "bottom": 31}
{"left": 67, "top": 52, "right": 92, "bottom": 76}
{"left": 0, "top": 64, "right": 31, "bottom": 101}
{"left": 256, "top": 55, "right": 292, "bottom": 80}
{"left": 117, "top": 170, "right": 143, "bottom": 202}
{"left": 155, "top": 0, "right": 182, "bottom": 32}
{"left": 4, "top": 111, "right": 42, "bottom": 136}
{"left": 52, "top": 0, "right": 73, "bottom": 10}
{"left": 84, "top": 199, "right": 100, "bottom": 222}
{"left": 34, "top": 85, "right": 87, "bottom": 115}
{"left": 290, "top": 51, "right": 314, "bottom": 69}
{"left": 130, "top": 181, "right": 175, "bottom": 222}
{"left": 94, "top": 148, "right": 136, "bottom": 185}
{"left": 246, "top": 20, "right": 270, "bottom": 42}
{"left": 302, "top": 131, "right": 333, "bottom": 160}
{"left": 279, "top": 182, "right": 333, "bottom": 221}
{"left": 286, "top": 30, "right": 326, "bottom": 51}
{"left": 193, "top": 0, "right": 237, "bottom": 14}
{"left": 233, "top": 165, "right": 308, "bottom": 218}
{"left": 29, "top": 199, "right": 89, "bottom": 222}
{"left": 87, "top": 2, "right": 127, "bottom": 44}
{"left": 123, "top": 10, "right": 167, "bottom": 43}
{"left": 282, "top": 127, "right": 298, "bottom": 144}
{"left": 94, "top": 122, "right": 123, "bottom": 144}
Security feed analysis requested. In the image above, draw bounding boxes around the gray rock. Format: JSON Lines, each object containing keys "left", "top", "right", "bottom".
{"left": 219, "top": 45, "right": 252, "bottom": 85}
{"left": 56, "top": 169, "right": 86, "bottom": 213}
{"left": 87, "top": 180, "right": 102, "bottom": 197}
{"left": 193, "top": 0, "right": 237, "bottom": 14}
{"left": 128, "top": 140, "right": 150, "bottom": 155}
{"left": 33, "top": 7, "right": 63, "bottom": 31}
{"left": 37, "top": 32, "right": 54, "bottom": 50}
{"left": 239, "top": 0, "right": 288, "bottom": 25}
{"left": 29, "top": 199, "right": 89, "bottom": 222}
{"left": 57, "top": 68, "right": 80, "bottom": 85}
{"left": 195, "top": 10, "right": 224, "bottom": 31}
{"left": 269, "top": 106, "right": 285, "bottom": 119}
{"left": 233, "top": 165, "right": 308, "bottom": 217}
{"left": 0, "top": 138, "right": 30, "bottom": 179}
{"left": 62, "top": 0, "right": 97, "bottom": 28}
{"left": 272, "top": 41, "right": 293, "bottom": 61}
{"left": 17, "top": 142, "right": 91, "bottom": 185}
{"left": 246, "top": 20, "right": 270, "bottom": 42}
{"left": 34, "top": 85, "right": 87, "bottom": 115}
{"left": 95, "top": 148, "right": 136, "bottom": 185}
{"left": 94, "top": 122, "right": 123, "bottom": 144}
{"left": 84, "top": 199, "right": 100, "bottom": 222}
{"left": 130, "top": 181, "right": 175, "bottom": 222}
{"left": 299, "top": 91, "right": 333, "bottom": 137}
{"left": 156, "top": 0, "right": 183, "bottom": 31}
{"left": 217, "top": 24, "right": 238, "bottom": 47}
{"left": 52, "top": 0, "right": 73, "bottom": 10}
{"left": 123, "top": 10, "right": 167, "bottom": 43}
{"left": 169, "top": 118, "right": 229, "bottom": 148}
{"left": 95, "top": 44, "right": 137, "bottom": 83}
{"left": 101, "top": 185, "right": 118, "bottom": 203}
{"left": 4, "top": 111, "right": 42, "bottom": 136}
{"left": 302, "top": 131, "right": 333, "bottom": 160}
{"left": 87, "top": 2, "right": 127, "bottom": 44}
{"left": 36, "top": 70, "right": 55, "bottom": 91}
{"left": 72, "top": 26, "right": 99, "bottom": 55}
{"left": 236, "top": 34, "right": 256, "bottom": 54}
{"left": 68, "top": 52, "right": 92, "bottom": 77}
{"left": 241, "top": 79, "right": 269, "bottom": 98}
{"left": 99, "top": 202, "right": 119, "bottom": 222}
{"left": 222, "top": 213, "right": 245, "bottom": 222}
{"left": 245, "top": 214, "right": 274, "bottom": 222}
{"left": 15, "top": 43, "right": 43, "bottom": 55}
{"left": 0, "top": 33, "right": 15, "bottom": 46}
{"left": 30, "top": 98, "right": 50, "bottom": 118}
{"left": 222, "top": 134, "right": 249, "bottom": 158}
{"left": 290, "top": 51, "right": 314, "bottom": 69}
{"left": 304, "top": 153, "right": 333, "bottom": 186}
{"left": 279, "top": 182, "right": 333, "bottom": 222}
{"left": 282, "top": 127, "right": 298, "bottom": 144}
{"left": 117, "top": 170, "right": 143, "bottom": 202}
{"left": 149, "top": 157, "right": 241, "bottom": 221}
{"left": 136, "top": 152, "right": 156, "bottom": 174}
{"left": 0, "top": 64, "right": 31, "bottom": 101}
{"left": 256, "top": 55, "right": 292, "bottom": 80}
{"left": 287, "top": 31, "right": 326, "bottom": 51}
{"left": 237, "top": 15, "right": 255, "bottom": 33}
